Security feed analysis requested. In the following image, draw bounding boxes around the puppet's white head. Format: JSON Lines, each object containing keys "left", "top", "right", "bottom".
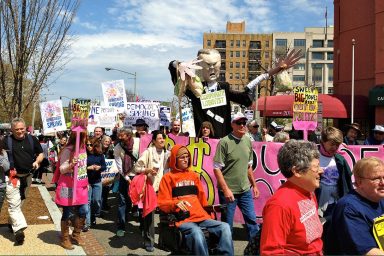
{"left": 197, "top": 49, "right": 221, "bottom": 83}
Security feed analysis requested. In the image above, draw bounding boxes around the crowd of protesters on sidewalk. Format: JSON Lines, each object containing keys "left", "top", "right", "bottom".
{"left": 0, "top": 114, "right": 383, "bottom": 255}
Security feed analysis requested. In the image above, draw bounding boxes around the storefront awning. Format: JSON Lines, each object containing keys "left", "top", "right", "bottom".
{"left": 369, "top": 86, "right": 384, "bottom": 106}
{"left": 255, "top": 94, "right": 348, "bottom": 118}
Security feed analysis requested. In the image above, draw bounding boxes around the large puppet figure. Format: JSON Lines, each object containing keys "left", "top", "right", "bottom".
{"left": 169, "top": 48, "right": 300, "bottom": 138}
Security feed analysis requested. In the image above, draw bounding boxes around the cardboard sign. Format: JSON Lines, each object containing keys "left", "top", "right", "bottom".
{"left": 71, "top": 98, "right": 91, "bottom": 129}
{"left": 101, "top": 80, "right": 127, "bottom": 113}
{"left": 159, "top": 106, "right": 171, "bottom": 127}
{"left": 124, "top": 102, "right": 160, "bottom": 131}
{"left": 200, "top": 90, "right": 227, "bottom": 109}
{"left": 292, "top": 86, "right": 318, "bottom": 140}
{"left": 101, "top": 160, "right": 119, "bottom": 186}
{"left": 40, "top": 100, "right": 67, "bottom": 134}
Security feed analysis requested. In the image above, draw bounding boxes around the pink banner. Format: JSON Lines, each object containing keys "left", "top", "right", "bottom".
{"left": 140, "top": 134, "right": 384, "bottom": 223}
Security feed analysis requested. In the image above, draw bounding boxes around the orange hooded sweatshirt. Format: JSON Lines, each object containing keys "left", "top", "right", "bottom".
{"left": 157, "top": 145, "right": 212, "bottom": 227}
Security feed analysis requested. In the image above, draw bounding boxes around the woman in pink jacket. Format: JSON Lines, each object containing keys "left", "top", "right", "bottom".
{"left": 54, "top": 131, "right": 88, "bottom": 250}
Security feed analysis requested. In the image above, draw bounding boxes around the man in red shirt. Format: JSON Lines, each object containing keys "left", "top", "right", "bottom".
{"left": 260, "top": 140, "right": 324, "bottom": 255}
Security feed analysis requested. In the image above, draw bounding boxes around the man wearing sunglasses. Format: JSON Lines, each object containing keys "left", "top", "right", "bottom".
{"left": 247, "top": 120, "right": 262, "bottom": 142}
{"left": 213, "top": 112, "right": 260, "bottom": 244}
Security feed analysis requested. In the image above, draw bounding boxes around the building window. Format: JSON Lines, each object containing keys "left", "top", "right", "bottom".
{"left": 242, "top": 51, "right": 246, "bottom": 57}
{"left": 248, "top": 63, "right": 261, "bottom": 71}
{"left": 207, "top": 40, "right": 211, "bottom": 47}
{"left": 312, "top": 52, "right": 324, "bottom": 60}
{"left": 230, "top": 40, "right": 234, "bottom": 47}
{"left": 327, "top": 52, "right": 333, "bottom": 60}
{"left": 219, "top": 50, "right": 226, "bottom": 59}
{"left": 229, "top": 73, "right": 233, "bottom": 79}
{"left": 293, "top": 75, "right": 305, "bottom": 82}
{"left": 249, "top": 51, "right": 261, "bottom": 60}
{"left": 235, "top": 73, "right": 240, "bottom": 79}
{"left": 230, "top": 62, "right": 233, "bottom": 68}
{"left": 242, "top": 62, "right": 245, "bottom": 68}
{"left": 294, "top": 63, "right": 305, "bottom": 70}
{"left": 235, "top": 62, "right": 240, "bottom": 68}
{"left": 294, "top": 39, "right": 305, "bottom": 47}
{"left": 313, "top": 40, "right": 324, "bottom": 47}
{"left": 220, "top": 62, "right": 226, "bottom": 70}
{"left": 242, "top": 40, "right": 246, "bottom": 47}
{"left": 236, "top": 51, "right": 240, "bottom": 57}
{"left": 265, "top": 40, "right": 269, "bottom": 48}
{"left": 265, "top": 63, "right": 269, "bottom": 69}
{"left": 242, "top": 73, "right": 245, "bottom": 79}
{"left": 275, "top": 39, "right": 287, "bottom": 47}
{"left": 219, "top": 73, "right": 225, "bottom": 81}
{"left": 265, "top": 52, "right": 269, "bottom": 58}
{"left": 230, "top": 51, "right": 233, "bottom": 57}
{"left": 250, "top": 41, "right": 261, "bottom": 49}
{"left": 328, "top": 87, "right": 334, "bottom": 94}
{"left": 312, "top": 63, "right": 323, "bottom": 82}
{"left": 215, "top": 40, "right": 226, "bottom": 48}
{"left": 328, "top": 63, "right": 333, "bottom": 81}
{"left": 236, "top": 40, "right": 240, "bottom": 47}
{"left": 327, "top": 40, "right": 333, "bottom": 47}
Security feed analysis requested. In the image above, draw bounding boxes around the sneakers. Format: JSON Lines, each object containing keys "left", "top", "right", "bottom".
{"left": 116, "top": 229, "right": 125, "bottom": 237}
{"left": 15, "top": 229, "right": 25, "bottom": 245}
{"left": 82, "top": 225, "right": 89, "bottom": 232}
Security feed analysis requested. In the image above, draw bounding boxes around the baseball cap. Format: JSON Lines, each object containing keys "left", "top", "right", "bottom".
{"left": 231, "top": 112, "right": 248, "bottom": 123}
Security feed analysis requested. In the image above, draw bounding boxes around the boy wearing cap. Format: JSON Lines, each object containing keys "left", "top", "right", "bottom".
{"left": 213, "top": 112, "right": 260, "bottom": 242}
{"left": 364, "top": 125, "right": 384, "bottom": 145}
{"left": 158, "top": 145, "right": 234, "bottom": 255}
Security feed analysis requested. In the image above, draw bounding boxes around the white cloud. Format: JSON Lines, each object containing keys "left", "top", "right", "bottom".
{"left": 47, "top": 0, "right": 334, "bottom": 106}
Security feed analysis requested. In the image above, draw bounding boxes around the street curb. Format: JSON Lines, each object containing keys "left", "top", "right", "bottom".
{"left": 38, "top": 186, "right": 86, "bottom": 256}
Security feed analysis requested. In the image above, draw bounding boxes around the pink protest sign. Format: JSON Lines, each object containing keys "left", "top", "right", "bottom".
{"left": 70, "top": 98, "right": 91, "bottom": 201}
{"left": 292, "top": 86, "right": 318, "bottom": 140}
{"left": 139, "top": 135, "right": 384, "bottom": 223}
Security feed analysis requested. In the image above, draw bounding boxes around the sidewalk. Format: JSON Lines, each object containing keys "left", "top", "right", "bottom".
{"left": 0, "top": 184, "right": 86, "bottom": 255}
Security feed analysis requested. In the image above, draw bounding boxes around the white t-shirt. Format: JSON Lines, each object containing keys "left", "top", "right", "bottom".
{"left": 320, "top": 155, "right": 339, "bottom": 186}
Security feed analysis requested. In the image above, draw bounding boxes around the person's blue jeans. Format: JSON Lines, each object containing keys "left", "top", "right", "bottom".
{"left": 117, "top": 176, "right": 133, "bottom": 230}
{"left": 86, "top": 181, "right": 102, "bottom": 226}
{"left": 61, "top": 204, "right": 88, "bottom": 221}
{"left": 218, "top": 189, "right": 259, "bottom": 241}
{"left": 179, "top": 219, "right": 234, "bottom": 256}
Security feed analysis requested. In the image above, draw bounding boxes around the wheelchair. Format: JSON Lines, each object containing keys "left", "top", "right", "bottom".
{"left": 158, "top": 205, "right": 226, "bottom": 255}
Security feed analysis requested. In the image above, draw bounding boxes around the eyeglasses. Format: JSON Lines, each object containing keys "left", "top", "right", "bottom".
{"left": 359, "top": 176, "right": 384, "bottom": 184}
{"left": 235, "top": 121, "right": 247, "bottom": 126}
{"left": 253, "top": 125, "right": 260, "bottom": 128}
{"left": 86, "top": 143, "right": 92, "bottom": 146}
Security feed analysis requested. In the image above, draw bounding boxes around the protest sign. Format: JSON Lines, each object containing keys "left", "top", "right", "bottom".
{"left": 159, "top": 106, "right": 171, "bottom": 127}
{"left": 87, "top": 105, "right": 117, "bottom": 132}
{"left": 40, "top": 100, "right": 67, "bottom": 134}
{"left": 101, "top": 159, "right": 119, "bottom": 185}
{"left": 176, "top": 107, "right": 195, "bottom": 137}
{"left": 70, "top": 98, "right": 91, "bottom": 201}
{"left": 292, "top": 86, "right": 318, "bottom": 140}
{"left": 140, "top": 135, "right": 384, "bottom": 223}
{"left": 200, "top": 90, "right": 227, "bottom": 109}
{"left": 101, "top": 80, "right": 127, "bottom": 113}
{"left": 244, "top": 109, "right": 254, "bottom": 120}
{"left": 124, "top": 102, "right": 160, "bottom": 131}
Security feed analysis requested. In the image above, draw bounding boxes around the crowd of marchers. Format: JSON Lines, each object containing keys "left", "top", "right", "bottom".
{"left": 0, "top": 114, "right": 383, "bottom": 255}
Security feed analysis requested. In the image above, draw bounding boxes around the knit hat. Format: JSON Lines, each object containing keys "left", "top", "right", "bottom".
{"left": 176, "top": 147, "right": 189, "bottom": 158}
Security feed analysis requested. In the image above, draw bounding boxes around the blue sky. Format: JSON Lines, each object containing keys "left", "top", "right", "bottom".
{"left": 45, "top": 0, "right": 334, "bottom": 105}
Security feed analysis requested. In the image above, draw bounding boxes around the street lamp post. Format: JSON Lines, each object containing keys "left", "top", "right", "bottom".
{"left": 351, "top": 39, "right": 356, "bottom": 123}
{"left": 105, "top": 67, "right": 137, "bottom": 101}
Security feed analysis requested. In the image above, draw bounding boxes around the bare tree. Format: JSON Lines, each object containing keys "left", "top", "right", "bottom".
{"left": 0, "top": 0, "right": 79, "bottom": 119}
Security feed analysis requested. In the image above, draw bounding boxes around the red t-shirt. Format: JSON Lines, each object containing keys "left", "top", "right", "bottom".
{"left": 260, "top": 181, "right": 323, "bottom": 255}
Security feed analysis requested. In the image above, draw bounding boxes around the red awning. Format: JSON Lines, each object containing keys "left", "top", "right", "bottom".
{"left": 254, "top": 94, "right": 348, "bottom": 118}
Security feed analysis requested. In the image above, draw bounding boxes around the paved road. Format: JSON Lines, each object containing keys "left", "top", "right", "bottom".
{"left": 89, "top": 193, "right": 250, "bottom": 255}
{"left": 44, "top": 173, "right": 250, "bottom": 255}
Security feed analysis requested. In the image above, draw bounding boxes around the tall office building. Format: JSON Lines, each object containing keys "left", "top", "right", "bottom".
{"left": 203, "top": 21, "right": 273, "bottom": 95}
{"left": 273, "top": 27, "right": 334, "bottom": 94}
